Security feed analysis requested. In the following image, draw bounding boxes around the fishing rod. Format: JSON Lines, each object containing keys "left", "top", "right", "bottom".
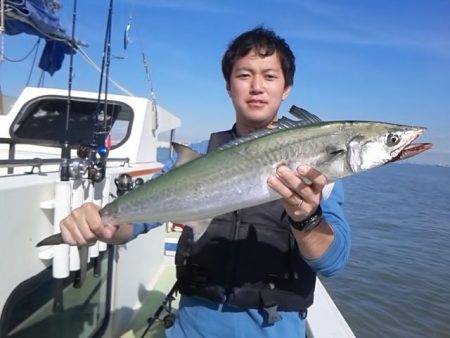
{"left": 74, "top": 0, "right": 115, "bottom": 288}
{"left": 51, "top": 0, "right": 116, "bottom": 310}
{"left": 60, "top": 0, "right": 78, "bottom": 182}
{"left": 85, "top": 0, "right": 115, "bottom": 184}
{"left": 63, "top": 0, "right": 115, "bottom": 188}
{"left": 51, "top": 0, "right": 118, "bottom": 304}
{"left": 52, "top": 0, "right": 79, "bottom": 314}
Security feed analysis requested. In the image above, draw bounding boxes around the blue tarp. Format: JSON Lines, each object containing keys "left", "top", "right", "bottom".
{"left": 3, "top": 0, "right": 76, "bottom": 75}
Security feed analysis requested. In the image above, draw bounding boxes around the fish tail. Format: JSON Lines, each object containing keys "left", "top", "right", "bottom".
{"left": 36, "top": 233, "right": 65, "bottom": 247}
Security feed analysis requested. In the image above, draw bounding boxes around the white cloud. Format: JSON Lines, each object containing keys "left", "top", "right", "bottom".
{"left": 282, "top": 0, "right": 450, "bottom": 58}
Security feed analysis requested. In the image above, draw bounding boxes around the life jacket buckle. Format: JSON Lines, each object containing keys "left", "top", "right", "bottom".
{"left": 263, "top": 304, "right": 282, "bottom": 325}
{"left": 261, "top": 283, "right": 282, "bottom": 325}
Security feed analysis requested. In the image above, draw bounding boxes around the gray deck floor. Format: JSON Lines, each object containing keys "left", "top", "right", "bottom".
{"left": 121, "top": 259, "right": 180, "bottom": 337}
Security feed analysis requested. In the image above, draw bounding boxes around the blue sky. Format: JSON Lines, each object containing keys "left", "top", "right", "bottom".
{"left": 1, "top": 0, "right": 449, "bottom": 155}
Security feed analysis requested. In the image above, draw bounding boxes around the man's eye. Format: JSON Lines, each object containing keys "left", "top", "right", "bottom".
{"left": 237, "top": 73, "right": 250, "bottom": 78}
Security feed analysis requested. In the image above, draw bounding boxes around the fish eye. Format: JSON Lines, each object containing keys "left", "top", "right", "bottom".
{"left": 386, "top": 133, "right": 401, "bottom": 147}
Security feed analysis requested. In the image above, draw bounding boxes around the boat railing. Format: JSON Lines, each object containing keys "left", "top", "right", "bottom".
{"left": 0, "top": 137, "right": 16, "bottom": 173}
{"left": 0, "top": 157, "right": 130, "bottom": 167}
{"left": 0, "top": 138, "right": 130, "bottom": 174}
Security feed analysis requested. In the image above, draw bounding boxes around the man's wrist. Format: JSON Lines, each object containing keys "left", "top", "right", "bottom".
{"left": 288, "top": 206, "right": 323, "bottom": 232}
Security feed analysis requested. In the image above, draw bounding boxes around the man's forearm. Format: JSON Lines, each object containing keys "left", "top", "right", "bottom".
{"left": 291, "top": 219, "right": 335, "bottom": 260}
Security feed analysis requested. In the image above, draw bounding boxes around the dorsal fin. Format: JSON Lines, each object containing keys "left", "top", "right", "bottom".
{"left": 172, "top": 142, "right": 202, "bottom": 168}
{"left": 218, "top": 106, "right": 322, "bottom": 151}
{"left": 289, "top": 105, "right": 322, "bottom": 124}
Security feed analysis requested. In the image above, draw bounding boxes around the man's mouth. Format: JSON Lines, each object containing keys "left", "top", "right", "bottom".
{"left": 247, "top": 99, "right": 267, "bottom": 107}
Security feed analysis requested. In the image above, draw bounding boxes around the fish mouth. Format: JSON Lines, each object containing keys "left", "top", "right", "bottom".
{"left": 389, "top": 127, "right": 432, "bottom": 163}
{"left": 392, "top": 142, "right": 433, "bottom": 161}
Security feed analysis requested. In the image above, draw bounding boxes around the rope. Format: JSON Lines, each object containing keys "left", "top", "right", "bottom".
{"left": 37, "top": 70, "right": 45, "bottom": 87}
{"left": 77, "top": 46, "right": 135, "bottom": 96}
{"left": 25, "top": 39, "right": 41, "bottom": 86}
{"left": 3, "top": 38, "right": 40, "bottom": 63}
{"left": 0, "top": 0, "right": 134, "bottom": 97}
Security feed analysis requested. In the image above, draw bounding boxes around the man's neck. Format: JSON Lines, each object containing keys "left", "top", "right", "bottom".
{"left": 235, "top": 120, "right": 278, "bottom": 137}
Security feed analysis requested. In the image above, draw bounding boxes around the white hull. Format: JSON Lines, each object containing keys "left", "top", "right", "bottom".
{"left": 0, "top": 87, "right": 180, "bottom": 337}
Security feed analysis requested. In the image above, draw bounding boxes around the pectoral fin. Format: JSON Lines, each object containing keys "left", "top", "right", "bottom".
{"left": 185, "top": 218, "right": 212, "bottom": 242}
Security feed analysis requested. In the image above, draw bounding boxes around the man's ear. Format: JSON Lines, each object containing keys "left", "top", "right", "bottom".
{"left": 226, "top": 83, "right": 231, "bottom": 96}
{"left": 282, "top": 85, "right": 292, "bottom": 100}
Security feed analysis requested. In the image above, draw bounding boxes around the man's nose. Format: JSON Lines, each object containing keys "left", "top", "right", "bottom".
{"left": 250, "top": 76, "right": 263, "bottom": 93}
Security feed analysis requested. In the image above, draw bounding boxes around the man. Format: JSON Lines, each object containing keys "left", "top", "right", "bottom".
{"left": 60, "top": 27, "right": 351, "bottom": 337}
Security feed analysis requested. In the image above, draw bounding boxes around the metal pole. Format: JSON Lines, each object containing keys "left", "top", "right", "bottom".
{"left": 0, "top": 0, "right": 5, "bottom": 63}
{"left": 7, "top": 141, "right": 14, "bottom": 174}
{"left": 169, "top": 129, "right": 176, "bottom": 158}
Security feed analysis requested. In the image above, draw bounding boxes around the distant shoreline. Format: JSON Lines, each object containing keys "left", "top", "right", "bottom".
{"left": 401, "top": 150, "right": 450, "bottom": 167}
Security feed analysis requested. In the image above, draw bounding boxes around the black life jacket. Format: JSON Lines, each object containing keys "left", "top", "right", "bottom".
{"left": 175, "top": 127, "right": 316, "bottom": 319}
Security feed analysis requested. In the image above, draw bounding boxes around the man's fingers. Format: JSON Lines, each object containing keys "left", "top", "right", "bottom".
{"left": 60, "top": 203, "right": 103, "bottom": 246}
{"left": 275, "top": 166, "right": 310, "bottom": 195}
{"left": 61, "top": 215, "right": 90, "bottom": 246}
{"left": 81, "top": 204, "right": 104, "bottom": 237}
{"left": 99, "top": 224, "right": 118, "bottom": 240}
{"left": 268, "top": 175, "right": 299, "bottom": 201}
{"left": 60, "top": 224, "right": 77, "bottom": 246}
{"left": 297, "top": 165, "right": 328, "bottom": 191}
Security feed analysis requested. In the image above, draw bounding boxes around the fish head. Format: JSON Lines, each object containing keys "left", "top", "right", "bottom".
{"left": 346, "top": 122, "right": 432, "bottom": 174}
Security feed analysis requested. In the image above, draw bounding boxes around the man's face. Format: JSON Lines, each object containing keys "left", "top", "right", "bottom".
{"left": 227, "top": 49, "right": 291, "bottom": 132}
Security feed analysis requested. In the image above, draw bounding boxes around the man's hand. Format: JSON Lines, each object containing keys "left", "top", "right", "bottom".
{"left": 60, "top": 202, "right": 118, "bottom": 246}
{"left": 267, "top": 165, "right": 328, "bottom": 222}
{"left": 268, "top": 165, "right": 334, "bottom": 259}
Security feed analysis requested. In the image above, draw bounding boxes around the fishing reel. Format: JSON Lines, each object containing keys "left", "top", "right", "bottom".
{"left": 114, "top": 173, "right": 144, "bottom": 196}
{"left": 77, "top": 146, "right": 108, "bottom": 182}
{"left": 72, "top": 145, "right": 108, "bottom": 182}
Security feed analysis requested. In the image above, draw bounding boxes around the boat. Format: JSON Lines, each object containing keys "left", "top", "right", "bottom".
{"left": 0, "top": 86, "right": 181, "bottom": 338}
{"left": 0, "top": 1, "right": 356, "bottom": 337}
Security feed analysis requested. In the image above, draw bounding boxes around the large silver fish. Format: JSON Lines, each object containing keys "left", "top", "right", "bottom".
{"left": 37, "top": 107, "right": 431, "bottom": 246}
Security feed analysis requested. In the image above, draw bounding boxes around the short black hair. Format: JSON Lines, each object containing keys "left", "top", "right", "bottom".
{"left": 222, "top": 26, "right": 295, "bottom": 89}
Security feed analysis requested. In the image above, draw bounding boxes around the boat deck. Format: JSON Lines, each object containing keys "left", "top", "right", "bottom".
{"left": 121, "top": 255, "right": 180, "bottom": 337}
{"left": 119, "top": 228, "right": 181, "bottom": 337}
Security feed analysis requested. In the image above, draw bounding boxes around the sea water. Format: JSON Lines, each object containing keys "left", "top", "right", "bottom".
{"left": 158, "top": 147, "right": 450, "bottom": 337}
{"left": 322, "top": 163, "right": 450, "bottom": 338}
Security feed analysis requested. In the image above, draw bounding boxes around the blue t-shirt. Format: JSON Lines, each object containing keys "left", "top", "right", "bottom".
{"left": 132, "top": 140, "right": 351, "bottom": 338}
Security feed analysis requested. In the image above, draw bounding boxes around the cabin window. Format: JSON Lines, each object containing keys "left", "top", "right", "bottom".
{"left": 10, "top": 96, "right": 133, "bottom": 149}
{"left": 0, "top": 249, "right": 113, "bottom": 338}
{"left": 109, "top": 108, "right": 133, "bottom": 147}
